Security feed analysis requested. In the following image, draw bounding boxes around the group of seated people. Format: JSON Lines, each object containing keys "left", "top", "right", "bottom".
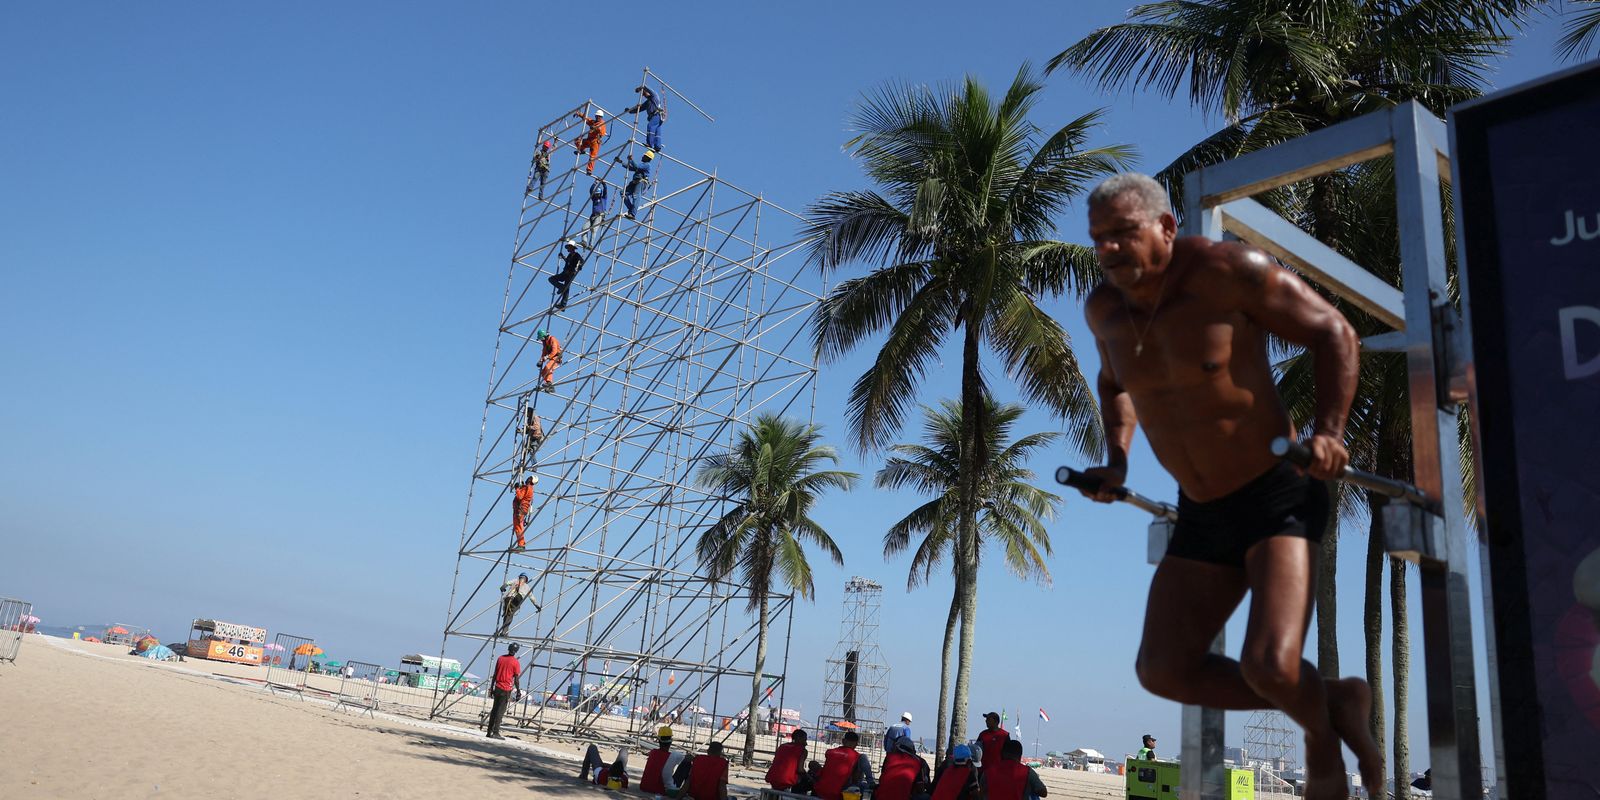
{"left": 578, "top": 724, "right": 1048, "bottom": 800}
{"left": 579, "top": 726, "right": 728, "bottom": 800}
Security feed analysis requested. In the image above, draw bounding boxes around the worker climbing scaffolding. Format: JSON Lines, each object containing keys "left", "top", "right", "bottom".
{"left": 525, "top": 139, "right": 553, "bottom": 199}
{"left": 616, "top": 150, "right": 654, "bottom": 220}
{"left": 511, "top": 475, "right": 537, "bottom": 550}
{"left": 580, "top": 179, "right": 608, "bottom": 248}
{"left": 571, "top": 108, "right": 606, "bottom": 175}
{"left": 624, "top": 85, "right": 665, "bottom": 153}
{"left": 537, "top": 328, "right": 562, "bottom": 391}
{"left": 549, "top": 241, "right": 585, "bottom": 310}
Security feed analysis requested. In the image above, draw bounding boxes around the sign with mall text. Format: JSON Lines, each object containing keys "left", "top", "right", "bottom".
{"left": 1453, "top": 60, "right": 1600, "bottom": 800}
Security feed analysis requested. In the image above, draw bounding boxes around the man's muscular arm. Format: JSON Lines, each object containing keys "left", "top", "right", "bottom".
{"left": 1081, "top": 304, "right": 1137, "bottom": 501}
{"left": 1225, "top": 243, "right": 1359, "bottom": 479}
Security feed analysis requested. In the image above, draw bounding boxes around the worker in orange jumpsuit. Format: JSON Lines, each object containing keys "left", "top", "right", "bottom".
{"left": 538, "top": 328, "right": 562, "bottom": 390}
{"left": 572, "top": 109, "right": 606, "bottom": 175}
{"left": 511, "top": 476, "right": 537, "bottom": 550}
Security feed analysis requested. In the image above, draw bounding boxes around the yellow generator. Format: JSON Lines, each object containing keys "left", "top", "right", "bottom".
{"left": 1125, "top": 759, "right": 1253, "bottom": 800}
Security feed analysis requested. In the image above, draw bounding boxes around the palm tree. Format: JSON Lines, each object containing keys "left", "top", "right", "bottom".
{"left": 805, "top": 63, "right": 1131, "bottom": 751}
{"left": 694, "top": 414, "right": 859, "bottom": 765}
{"left": 1560, "top": 0, "right": 1600, "bottom": 60}
{"left": 1051, "top": 7, "right": 1535, "bottom": 793}
{"left": 877, "top": 398, "right": 1062, "bottom": 762}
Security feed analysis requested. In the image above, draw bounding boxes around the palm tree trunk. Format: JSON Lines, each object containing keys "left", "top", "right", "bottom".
{"left": 1310, "top": 175, "right": 1343, "bottom": 683}
{"left": 745, "top": 593, "right": 769, "bottom": 766}
{"left": 1364, "top": 494, "right": 1388, "bottom": 800}
{"left": 936, "top": 576, "right": 960, "bottom": 763}
{"left": 950, "top": 320, "right": 985, "bottom": 748}
{"left": 1316, "top": 518, "right": 1340, "bottom": 678}
{"left": 1390, "top": 556, "right": 1410, "bottom": 800}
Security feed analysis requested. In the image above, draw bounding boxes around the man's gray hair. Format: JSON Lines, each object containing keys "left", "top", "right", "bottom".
{"left": 1088, "top": 173, "right": 1173, "bottom": 220}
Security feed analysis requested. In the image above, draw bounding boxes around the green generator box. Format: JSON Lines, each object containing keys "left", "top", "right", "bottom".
{"left": 1125, "top": 759, "right": 1253, "bottom": 800}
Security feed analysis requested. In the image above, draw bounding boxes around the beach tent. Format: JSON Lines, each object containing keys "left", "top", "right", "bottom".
{"left": 139, "top": 644, "right": 178, "bottom": 661}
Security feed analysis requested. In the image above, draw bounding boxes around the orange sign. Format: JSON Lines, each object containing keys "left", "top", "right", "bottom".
{"left": 191, "top": 640, "right": 264, "bottom": 665}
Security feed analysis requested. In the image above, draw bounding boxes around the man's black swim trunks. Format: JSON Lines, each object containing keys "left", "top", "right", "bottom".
{"left": 1166, "top": 461, "right": 1330, "bottom": 567}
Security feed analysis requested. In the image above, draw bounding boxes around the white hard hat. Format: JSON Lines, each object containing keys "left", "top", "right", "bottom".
{"left": 901, "top": 712, "right": 913, "bottom": 722}
{"left": 594, "top": 109, "right": 605, "bottom": 117}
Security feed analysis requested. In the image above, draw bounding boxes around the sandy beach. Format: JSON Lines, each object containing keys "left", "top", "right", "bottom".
{"left": 0, "top": 636, "right": 1124, "bottom": 800}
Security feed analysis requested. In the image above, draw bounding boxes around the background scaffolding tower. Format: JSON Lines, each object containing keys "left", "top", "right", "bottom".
{"left": 817, "top": 577, "right": 891, "bottom": 751}
{"left": 434, "top": 71, "right": 821, "bottom": 750}
{"left": 1241, "top": 710, "right": 1299, "bottom": 798}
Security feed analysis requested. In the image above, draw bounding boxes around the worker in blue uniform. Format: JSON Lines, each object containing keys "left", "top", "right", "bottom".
{"left": 624, "top": 86, "right": 665, "bottom": 153}
{"left": 616, "top": 150, "right": 655, "bottom": 220}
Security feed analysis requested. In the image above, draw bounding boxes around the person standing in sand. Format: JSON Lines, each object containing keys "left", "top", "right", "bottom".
{"left": 485, "top": 642, "right": 522, "bottom": 740}
{"left": 1074, "top": 173, "right": 1381, "bottom": 800}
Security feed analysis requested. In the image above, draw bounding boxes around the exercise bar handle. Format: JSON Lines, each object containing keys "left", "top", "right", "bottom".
{"left": 1054, "top": 467, "right": 1180, "bottom": 522}
{"left": 1269, "top": 437, "right": 1433, "bottom": 508}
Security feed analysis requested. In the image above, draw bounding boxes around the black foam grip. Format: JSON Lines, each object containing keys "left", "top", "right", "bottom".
{"left": 1271, "top": 437, "right": 1314, "bottom": 468}
{"left": 1055, "top": 466, "right": 1102, "bottom": 493}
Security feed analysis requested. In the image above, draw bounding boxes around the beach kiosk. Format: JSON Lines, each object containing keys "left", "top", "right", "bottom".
{"left": 185, "top": 619, "right": 267, "bottom": 665}
{"left": 398, "top": 653, "right": 462, "bottom": 690}
{"left": 1126, "top": 759, "right": 1252, "bottom": 800}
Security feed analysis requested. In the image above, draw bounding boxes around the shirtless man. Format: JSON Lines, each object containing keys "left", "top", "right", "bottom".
{"left": 1077, "top": 173, "right": 1379, "bottom": 799}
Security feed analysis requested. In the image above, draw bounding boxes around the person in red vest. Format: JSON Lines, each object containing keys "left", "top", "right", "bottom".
{"left": 681, "top": 741, "right": 730, "bottom": 800}
{"left": 813, "top": 730, "right": 875, "bottom": 800}
{"left": 638, "top": 726, "right": 685, "bottom": 798}
{"left": 765, "top": 729, "right": 808, "bottom": 791}
{"left": 985, "top": 740, "right": 1047, "bottom": 800}
{"left": 975, "top": 712, "right": 1010, "bottom": 772}
{"left": 876, "top": 740, "right": 931, "bottom": 800}
{"left": 580, "top": 745, "right": 631, "bottom": 789}
{"left": 929, "top": 745, "right": 980, "bottom": 800}
{"left": 485, "top": 642, "right": 522, "bottom": 740}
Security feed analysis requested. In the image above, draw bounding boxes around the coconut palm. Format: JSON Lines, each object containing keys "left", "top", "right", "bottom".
{"left": 804, "top": 63, "right": 1132, "bottom": 751}
{"left": 877, "top": 398, "right": 1062, "bottom": 761}
{"left": 1560, "top": 0, "right": 1600, "bottom": 60}
{"left": 694, "top": 414, "right": 859, "bottom": 765}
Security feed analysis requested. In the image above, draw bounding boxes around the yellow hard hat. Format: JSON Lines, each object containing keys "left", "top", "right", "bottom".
{"left": 658, "top": 725, "right": 674, "bottom": 738}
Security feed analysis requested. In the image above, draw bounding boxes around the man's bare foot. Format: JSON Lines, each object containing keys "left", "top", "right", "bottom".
{"left": 1302, "top": 727, "right": 1350, "bottom": 800}
{"left": 1327, "top": 677, "right": 1384, "bottom": 797}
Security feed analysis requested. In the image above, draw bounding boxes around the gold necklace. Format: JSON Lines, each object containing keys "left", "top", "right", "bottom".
{"left": 1125, "top": 271, "right": 1171, "bottom": 357}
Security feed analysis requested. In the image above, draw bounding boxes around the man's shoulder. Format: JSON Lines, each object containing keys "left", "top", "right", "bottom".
{"left": 1173, "top": 237, "right": 1272, "bottom": 281}
{"left": 1084, "top": 283, "right": 1119, "bottom": 324}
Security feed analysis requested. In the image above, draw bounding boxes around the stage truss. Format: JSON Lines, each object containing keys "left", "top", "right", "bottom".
{"left": 433, "top": 72, "right": 819, "bottom": 750}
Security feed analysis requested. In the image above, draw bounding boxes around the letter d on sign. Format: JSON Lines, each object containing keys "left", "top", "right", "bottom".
{"left": 1560, "top": 306, "right": 1600, "bottom": 380}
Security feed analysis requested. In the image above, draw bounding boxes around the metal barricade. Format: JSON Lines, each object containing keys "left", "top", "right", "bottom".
{"left": 335, "top": 660, "right": 382, "bottom": 717}
{"left": 264, "top": 632, "right": 316, "bottom": 698}
{"left": 0, "top": 597, "right": 34, "bottom": 664}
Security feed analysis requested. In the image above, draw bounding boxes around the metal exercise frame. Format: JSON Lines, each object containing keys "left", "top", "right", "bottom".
{"left": 435, "top": 70, "right": 820, "bottom": 749}
{"left": 1179, "top": 101, "right": 1480, "bottom": 800}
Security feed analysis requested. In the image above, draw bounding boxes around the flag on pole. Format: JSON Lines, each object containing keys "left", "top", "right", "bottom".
{"left": 1039, "top": 708, "right": 1050, "bottom": 722}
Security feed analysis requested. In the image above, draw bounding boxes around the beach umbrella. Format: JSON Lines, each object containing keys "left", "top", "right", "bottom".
{"left": 462, "top": 671, "right": 482, "bottom": 680}
{"left": 108, "top": 626, "right": 129, "bottom": 635}
{"left": 831, "top": 721, "right": 858, "bottom": 730}
{"left": 324, "top": 660, "right": 344, "bottom": 669}
{"left": 293, "top": 643, "right": 323, "bottom": 656}
{"left": 264, "top": 642, "right": 285, "bottom": 651}
{"left": 21, "top": 615, "right": 39, "bottom": 624}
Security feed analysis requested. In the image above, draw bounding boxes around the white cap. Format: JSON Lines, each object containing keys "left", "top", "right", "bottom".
{"left": 594, "top": 109, "right": 605, "bottom": 117}
{"left": 901, "top": 712, "right": 913, "bottom": 722}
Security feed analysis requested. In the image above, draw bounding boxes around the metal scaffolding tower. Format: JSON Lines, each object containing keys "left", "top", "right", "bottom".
{"left": 818, "top": 577, "right": 891, "bottom": 746}
{"left": 1241, "top": 710, "right": 1299, "bottom": 797}
{"left": 433, "top": 70, "right": 820, "bottom": 749}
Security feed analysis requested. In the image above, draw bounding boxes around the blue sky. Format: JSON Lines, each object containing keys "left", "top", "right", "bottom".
{"left": 0, "top": 0, "right": 1578, "bottom": 769}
